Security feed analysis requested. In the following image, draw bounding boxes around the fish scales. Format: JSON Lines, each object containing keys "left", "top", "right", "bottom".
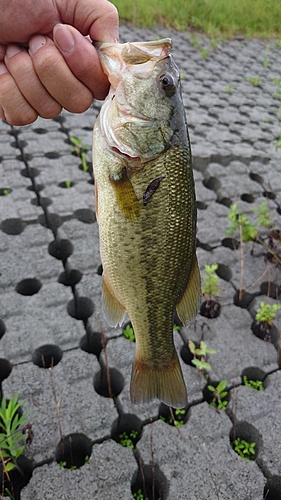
{"left": 93, "top": 39, "right": 200, "bottom": 408}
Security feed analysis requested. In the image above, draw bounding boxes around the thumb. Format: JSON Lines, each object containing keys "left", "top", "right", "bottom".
{"left": 59, "top": 0, "right": 119, "bottom": 42}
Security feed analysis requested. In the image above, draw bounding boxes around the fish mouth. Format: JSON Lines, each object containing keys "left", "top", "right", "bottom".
{"left": 111, "top": 146, "right": 141, "bottom": 161}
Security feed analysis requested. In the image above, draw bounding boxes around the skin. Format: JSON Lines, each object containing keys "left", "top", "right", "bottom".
{"left": 0, "top": 0, "right": 119, "bottom": 125}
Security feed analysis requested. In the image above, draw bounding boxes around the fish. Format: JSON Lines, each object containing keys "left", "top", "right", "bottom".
{"left": 92, "top": 38, "right": 200, "bottom": 408}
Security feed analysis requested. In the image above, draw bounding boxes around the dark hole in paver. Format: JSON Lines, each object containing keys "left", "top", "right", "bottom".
{"left": 216, "top": 263, "right": 232, "bottom": 281}
{"left": 200, "top": 299, "right": 221, "bottom": 318}
{"left": 58, "top": 269, "right": 82, "bottom": 287}
{"left": 11, "top": 140, "right": 27, "bottom": 149}
{"left": 0, "top": 319, "right": 6, "bottom": 339}
{"left": 0, "top": 218, "right": 26, "bottom": 235}
{"left": 221, "top": 237, "right": 239, "bottom": 250}
{"left": 55, "top": 433, "right": 92, "bottom": 469}
{"left": 202, "top": 380, "right": 231, "bottom": 408}
{"left": 131, "top": 464, "right": 169, "bottom": 500}
{"left": 216, "top": 196, "right": 232, "bottom": 207}
{"left": 80, "top": 329, "right": 107, "bottom": 357}
{"left": 260, "top": 281, "right": 280, "bottom": 299}
{"left": 234, "top": 290, "right": 256, "bottom": 308}
{"left": 263, "top": 476, "right": 281, "bottom": 500}
{"left": 32, "top": 344, "right": 63, "bottom": 368}
{"left": 33, "top": 128, "right": 47, "bottom": 134}
{"left": 94, "top": 366, "right": 124, "bottom": 398}
{"left": 249, "top": 172, "right": 263, "bottom": 185}
{"left": 38, "top": 213, "right": 62, "bottom": 231}
{"left": 16, "top": 278, "right": 42, "bottom": 296}
{"left": 97, "top": 263, "right": 103, "bottom": 275}
{"left": 111, "top": 413, "right": 143, "bottom": 447}
{"left": 180, "top": 340, "right": 200, "bottom": 367}
{"left": 0, "top": 359, "right": 12, "bottom": 383}
{"left": 45, "top": 151, "right": 61, "bottom": 159}
{"left": 263, "top": 190, "right": 276, "bottom": 200}
{"left": 158, "top": 403, "right": 190, "bottom": 427}
{"left": 20, "top": 167, "right": 39, "bottom": 179}
{"left": 203, "top": 176, "right": 221, "bottom": 191}
{"left": 241, "top": 366, "right": 269, "bottom": 390}
{"left": 251, "top": 320, "right": 279, "bottom": 348}
{"left": 196, "top": 200, "right": 208, "bottom": 210}
{"left": 241, "top": 193, "right": 255, "bottom": 203}
{"left": 58, "top": 180, "right": 75, "bottom": 188}
{"left": 229, "top": 420, "right": 261, "bottom": 460}
{"left": 48, "top": 239, "right": 74, "bottom": 260}
{"left": 74, "top": 208, "right": 96, "bottom": 224}
{"left": 196, "top": 238, "right": 213, "bottom": 251}
{"left": 27, "top": 184, "right": 44, "bottom": 192}
{"left": 0, "top": 188, "right": 12, "bottom": 196}
{"left": 31, "top": 197, "right": 52, "bottom": 208}
{"left": 0, "top": 455, "right": 33, "bottom": 500}
{"left": 67, "top": 296, "right": 94, "bottom": 320}
{"left": 88, "top": 177, "right": 95, "bottom": 185}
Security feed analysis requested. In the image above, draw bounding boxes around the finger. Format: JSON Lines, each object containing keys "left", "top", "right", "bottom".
{"left": 29, "top": 35, "right": 94, "bottom": 113}
{"left": 4, "top": 44, "right": 62, "bottom": 119}
{"left": 0, "top": 63, "right": 38, "bottom": 125}
{"left": 59, "top": 0, "right": 119, "bottom": 42}
{"left": 53, "top": 24, "right": 109, "bottom": 100}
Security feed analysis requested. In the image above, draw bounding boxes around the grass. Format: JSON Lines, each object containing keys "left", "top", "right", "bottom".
{"left": 112, "top": 0, "right": 281, "bottom": 38}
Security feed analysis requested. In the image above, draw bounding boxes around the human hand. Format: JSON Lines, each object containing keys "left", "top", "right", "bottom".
{"left": 0, "top": 0, "right": 119, "bottom": 125}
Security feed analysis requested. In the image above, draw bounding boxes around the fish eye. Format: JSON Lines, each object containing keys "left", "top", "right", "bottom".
{"left": 159, "top": 73, "right": 176, "bottom": 96}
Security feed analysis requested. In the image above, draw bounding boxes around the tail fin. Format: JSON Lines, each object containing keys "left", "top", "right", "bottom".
{"left": 130, "top": 352, "right": 187, "bottom": 408}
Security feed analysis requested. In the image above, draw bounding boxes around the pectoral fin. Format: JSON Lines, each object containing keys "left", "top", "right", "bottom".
{"left": 102, "top": 277, "right": 126, "bottom": 327}
{"left": 176, "top": 255, "right": 201, "bottom": 325}
{"left": 110, "top": 168, "right": 140, "bottom": 221}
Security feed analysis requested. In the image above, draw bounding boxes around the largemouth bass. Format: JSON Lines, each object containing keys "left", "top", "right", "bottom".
{"left": 93, "top": 39, "right": 200, "bottom": 408}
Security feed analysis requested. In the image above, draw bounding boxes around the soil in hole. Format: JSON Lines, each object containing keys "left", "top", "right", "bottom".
{"left": 158, "top": 403, "right": 190, "bottom": 427}
{"left": 221, "top": 237, "right": 239, "bottom": 250}
{"left": 94, "top": 366, "right": 124, "bottom": 398}
{"left": 32, "top": 344, "right": 63, "bottom": 368}
{"left": 48, "top": 239, "right": 73, "bottom": 260}
{"left": 0, "top": 455, "right": 33, "bottom": 500}
{"left": 67, "top": 296, "right": 94, "bottom": 320}
{"left": 0, "top": 359, "right": 12, "bottom": 384}
{"left": 200, "top": 299, "right": 221, "bottom": 318}
{"left": 251, "top": 320, "right": 279, "bottom": 348}
{"left": 234, "top": 290, "right": 256, "bottom": 308}
{"left": 180, "top": 340, "right": 200, "bottom": 366}
{"left": 131, "top": 464, "right": 169, "bottom": 500}
{"left": 0, "top": 319, "right": 6, "bottom": 339}
{"left": 58, "top": 269, "right": 82, "bottom": 287}
{"left": 0, "top": 218, "right": 26, "bottom": 235}
{"left": 241, "top": 366, "right": 269, "bottom": 390}
{"left": 264, "top": 476, "right": 281, "bottom": 500}
{"left": 15, "top": 278, "right": 42, "bottom": 296}
{"left": 55, "top": 433, "right": 92, "bottom": 469}
{"left": 111, "top": 413, "right": 143, "bottom": 448}
{"left": 229, "top": 420, "right": 261, "bottom": 460}
{"left": 80, "top": 329, "right": 107, "bottom": 357}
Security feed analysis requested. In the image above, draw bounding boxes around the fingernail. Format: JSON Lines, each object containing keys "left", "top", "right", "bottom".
{"left": 53, "top": 24, "right": 75, "bottom": 54}
{"left": 6, "top": 44, "right": 24, "bottom": 59}
{"left": 0, "top": 63, "right": 8, "bottom": 75}
{"left": 29, "top": 35, "right": 46, "bottom": 55}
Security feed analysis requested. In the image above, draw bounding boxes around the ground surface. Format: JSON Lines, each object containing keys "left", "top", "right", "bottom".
{"left": 0, "top": 25, "right": 281, "bottom": 500}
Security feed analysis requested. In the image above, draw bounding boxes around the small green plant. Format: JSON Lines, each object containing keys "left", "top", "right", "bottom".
{"left": 207, "top": 380, "right": 228, "bottom": 410}
{"left": 255, "top": 301, "right": 281, "bottom": 326}
{"left": 64, "top": 180, "right": 72, "bottom": 189}
{"left": 188, "top": 340, "right": 216, "bottom": 374}
{"left": 224, "top": 85, "right": 233, "bottom": 94}
{"left": 200, "top": 48, "right": 209, "bottom": 59}
{"left": 70, "top": 136, "right": 89, "bottom": 172}
{"left": 243, "top": 376, "right": 264, "bottom": 391}
{"left": 226, "top": 204, "right": 258, "bottom": 242}
{"left": 160, "top": 408, "right": 185, "bottom": 427}
{"left": 0, "top": 394, "right": 29, "bottom": 473}
{"left": 119, "top": 430, "right": 139, "bottom": 450}
{"left": 122, "top": 324, "right": 135, "bottom": 342}
{"left": 59, "top": 455, "right": 89, "bottom": 470}
{"left": 2, "top": 189, "right": 11, "bottom": 196}
{"left": 263, "top": 46, "right": 270, "bottom": 68}
{"left": 202, "top": 264, "right": 220, "bottom": 301}
{"left": 275, "top": 131, "right": 281, "bottom": 148}
{"left": 133, "top": 490, "right": 160, "bottom": 500}
{"left": 190, "top": 34, "right": 199, "bottom": 49}
{"left": 272, "top": 77, "right": 281, "bottom": 99}
{"left": 246, "top": 76, "right": 262, "bottom": 87}
{"left": 253, "top": 201, "right": 273, "bottom": 229}
{"left": 232, "top": 437, "right": 256, "bottom": 460}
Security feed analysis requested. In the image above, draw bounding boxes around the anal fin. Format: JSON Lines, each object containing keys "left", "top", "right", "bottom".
{"left": 176, "top": 254, "right": 201, "bottom": 325}
{"left": 102, "top": 277, "right": 126, "bottom": 327}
